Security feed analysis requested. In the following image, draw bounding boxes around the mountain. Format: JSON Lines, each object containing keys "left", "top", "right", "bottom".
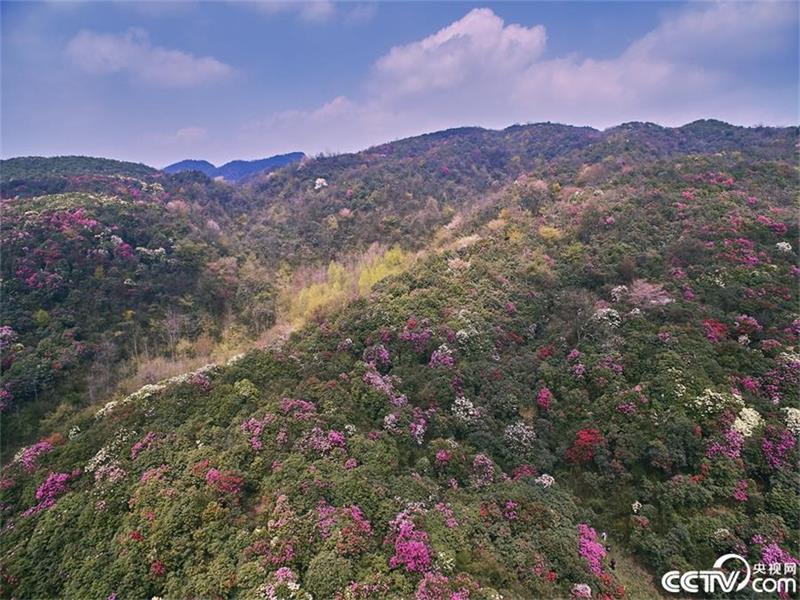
{"left": 159, "top": 159, "right": 217, "bottom": 178}
{"left": 163, "top": 152, "right": 306, "bottom": 181}
{"left": 0, "top": 156, "right": 158, "bottom": 182}
{"left": 0, "top": 121, "right": 798, "bottom": 599}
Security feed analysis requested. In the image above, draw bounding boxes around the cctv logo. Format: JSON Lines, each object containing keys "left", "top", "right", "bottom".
{"left": 662, "top": 553, "right": 798, "bottom": 595}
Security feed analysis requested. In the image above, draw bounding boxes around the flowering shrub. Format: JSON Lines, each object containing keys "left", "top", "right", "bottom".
{"left": 536, "top": 387, "right": 554, "bottom": 410}
{"left": 94, "top": 462, "right": 126, "bottom": 484}
{"left": 783, "top": 407, "right": 800, "bottom": 436}
{"left": 363, "top": 344, "right": 391, "bottom": 368}
{"left": 577, "top": 523, "right": 607, "bottom": 576}
{"left": 130, "top": 431, "right": 158, "bottom": 460}
{"left": 451, "top": 396, "right": 483, "bottom": 424}
{"left": 399, "top": 318, "right": 433, "bottom": 353}
{"left": 592, "top": 308, "right": 621, "bottom": 328}
{"left": 566, "top": 429, "right": 604, "bottom": 464}
{"left": 761, "top": 426, "right": 796, "bottom": 469}
{"left": 387, "top": 511, "right": 431, "bottom": 573}
{"left": 428, "top": 344, "right": 455, "bottom": 369}
{"left": 15, "top": 440, "right": 53, "bottom": 472}
{"left": 703, "top": 318, "right": 729, "bottom": 343}
{"left": 504, "top": 421, "right": 537, "bottom": 452}
{"left": 733, "top": 480, "right": 749, "bottom": 502}
{"left": 706, "top": 429, "right": 744, "bottom": 460}
{"left": 205, "top": 468, "right": 244, "bottom": 496}
{"left": 535, "top": 473, "right": 555, "bottom": 488}
{"left": 571, "top": 583, "right": 593, "bottom": 599}
{"left": 732, "top": 407, "right": 763, "bottom": 438}
{"left": 470, "top": 453, "right": 495, "bottom": 487}
{"left": 22, "top": 471, "right": 74, "bottom": 516}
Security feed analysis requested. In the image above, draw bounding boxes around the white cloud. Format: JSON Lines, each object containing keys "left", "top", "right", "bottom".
{"left": 66, "top": 28, "right": 234, "bottom": 87}
{"left": 373, "top": 8, "right": 546, "bottom": 96}
{"left": 241, "top": 3, "right": 797, "bottom": 155}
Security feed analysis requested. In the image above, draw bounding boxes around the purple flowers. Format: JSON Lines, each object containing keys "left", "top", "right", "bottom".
{"left": 399, "top": 318, "right": 433, "bottom": 353}
{"left": 434, "top": 502, "right": 459, "bottom": 528}
{"left": 363, "top": 344, "right": 391, "bottom": 368}
{"left": 363, "top": 367, "right": 407, "bottom": 407}
{"left": 761, "top": 426, "right": 796, "bottom": 469}
{"left": 503, "top": 500, "right": 519, "bottom": 521}
{"left": 17, "top": 440, "right": 53, "bottom": 472}
{"left": 23, "top": 471, "right": 74, "bottom": 517}
{"left": 188, "top": 372, "right": 212, "bottom": 392}
{"left": 706, "top": 429, "right": 744, "bottom": 460}
{"left": 387, "top": 513, "right": 432, "bottom": 573}
{"left": 732, "top": 479, "right": 749, "bottom": 502}
{"left": 130, "top": 431, "right": 157, "bottom": 460}
{"left": 577, "top": 523, "right": 606, "bottom": 576}
{"left": 241, "top": 416, "right": 268, "bottom": 450}
{"left": 428, "top": 344, "right": 455, "bottom": 369}
{"left": 279, "top": 398, "right": 317, "bottom": 420}
{"left": 734, "top": 314, "right": 762, "bottom": 335}
{"left": 299, "top": 427, "right": 347, "bottom": 455}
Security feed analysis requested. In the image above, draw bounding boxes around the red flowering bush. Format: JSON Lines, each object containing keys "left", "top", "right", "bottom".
{"left": 566, "top": 429, "right": 605, "bottom": 464}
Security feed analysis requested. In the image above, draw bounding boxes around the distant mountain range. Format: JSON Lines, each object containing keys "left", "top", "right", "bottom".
{"left": 162, "top": 152, "right": 305, "bottom": 181}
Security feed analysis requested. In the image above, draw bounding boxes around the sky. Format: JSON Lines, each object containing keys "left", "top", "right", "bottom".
{"left": 1, "top": 1, "right": 798, "bottom": 167}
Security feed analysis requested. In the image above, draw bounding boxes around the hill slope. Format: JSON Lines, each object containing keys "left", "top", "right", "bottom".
{"left": 1, "top": 122, "right": 797, "bottom": 599}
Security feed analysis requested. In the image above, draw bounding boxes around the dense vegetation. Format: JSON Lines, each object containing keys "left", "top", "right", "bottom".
{"left": 0, "top": 121, "right": 798, "bottom": 599}
{"left": 1, "top": 156, "right": 157, "bottom": 182}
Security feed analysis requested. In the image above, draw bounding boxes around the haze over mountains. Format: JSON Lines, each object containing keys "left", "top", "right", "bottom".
{"left": 162, "top": 152, "right": 305, "bottom": 182}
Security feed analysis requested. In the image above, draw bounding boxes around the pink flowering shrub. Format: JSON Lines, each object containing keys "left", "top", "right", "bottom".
{"left": 703, "top": 319, "right": 729, "bottom": 343}
{"left": 130, "top": 431, "right": 158, "bottom": 460}
{"left": 732, "top": 480, "right": 749, "bottom": 502}
{"left": 363, "top": 344, "right": 391, "bottom": 367}
{"left": 240, "top": 415, "right": 275, "bottom": 451}
{"left": 22, "top": 471, "right": 74, "bottom": 517}
{"left": 279, "top": 397, "right": 317, "bottom": 420}
{"left": 428, "top": 345, "right": 455, "bottom": 369}
{"left": 761, "top": 426, "right": 796, "bottom": 469}
{"left": 94, "top": 462, "right": 126, "bottom": 484}
{"left": 386, "top": 511, "right": 432, "bottom": 573}
{"left": 363, "top": 368, "right": 408, "bottom": 407}
{"left": 205, "top": 468, "right": 244, "bottom": 496}
{"left": 536, "top": 387, "right": 553, "bottom": 410}
{"left": 734, "top": 314, "right": 762, "bottom": 335}
{"left": 578, "top": 523, "right": 607, "bottom": 576}
{"left": 188, "top": 372, "right": 212, "bottom": 392}
{"left": 706, "top": 429, "right": 744, "bottom": 460}
{"left": 434, "top": 502, "right": 459, "bottom": 528}
{"left": 399, "top": 317, "right": 433, "bottom": 353}
{"left": 140, "top": 464, "right": 170, "bottom": 484}
{"left": 503, "top": 500, "right": 519, "bottom": 521}
{"left": 18, "top": 440, "right": 53, "bottom": 472}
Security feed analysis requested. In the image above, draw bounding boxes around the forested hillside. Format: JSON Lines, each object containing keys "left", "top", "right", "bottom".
{"left": 0, "top": 121, "right": 798, "bottom": 599}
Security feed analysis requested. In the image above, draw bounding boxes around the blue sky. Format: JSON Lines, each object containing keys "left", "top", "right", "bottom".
{"left": 2, "top": 1, "right": 797, "bottom": 167}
